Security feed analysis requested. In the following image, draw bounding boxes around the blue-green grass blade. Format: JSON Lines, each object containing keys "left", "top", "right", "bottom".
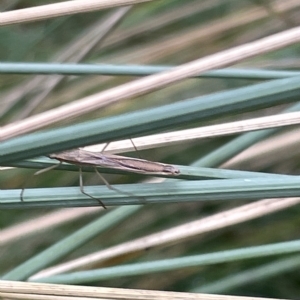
{"left": 2, "top": 177, "right": 300, "bottom": 208}
{"left": 31, "top": 239, "right": 300, "bottom": 284}
{"left": 2, "top": 75, "right": 300, "bottom": 163}
{"left": 1, "top": 62, "right": 300, "bottom": 80}
{"left": 2, "top": 205, "right": 141, "bottom": 281}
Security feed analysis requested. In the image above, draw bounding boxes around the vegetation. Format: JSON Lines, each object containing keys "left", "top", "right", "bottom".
{"left": 1, "top": 1, "right": 300, "bottom": 299}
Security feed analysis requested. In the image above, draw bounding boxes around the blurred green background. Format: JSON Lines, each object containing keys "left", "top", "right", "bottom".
{"left": 1, "top": 0, "right": 300, "bottom": 299}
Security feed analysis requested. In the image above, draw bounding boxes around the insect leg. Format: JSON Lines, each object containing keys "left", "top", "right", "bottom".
{"left": 20, "top": 162, "right": 62, "bottom": 202}
{"left": 129, "top": 138, "right": 142, "bottom": 159}
{"left": 79, "top": 167, "right": 106, "bottom": 209}
{"left": 94, "top": 167, "right": 146, "bottom": 204}
{"left": 34, "top": 162, "right": 62, "bottom": 175}
{"left": 101, "top": 142, "right": 110, "bottom": 153}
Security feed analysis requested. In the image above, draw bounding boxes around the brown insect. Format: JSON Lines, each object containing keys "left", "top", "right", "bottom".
{"left": 47, "top": 148, "right": 180, "bottom": 208}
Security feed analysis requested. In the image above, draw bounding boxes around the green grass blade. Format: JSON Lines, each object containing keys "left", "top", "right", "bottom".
{"left": 3, "top": 160, "right": 291, "bottom": 179}
{"left": 1, "top": 62, "right": 300, "bottom": 79}
{"left": 194, "top": 255, "right": 300, "bottom": 294}
{"left": 2, "top": 177, "right": 300, "bottom": 208}
{"left": 2, "top": 205, "right": 141, "bottom": 281}
{"left": 2, "top": 75, "right": 300, "bottom": 163}
{"left": 32, "top": 239, "right": 300, "bottom": 284}
{"left": 196, "top": 101, "right": 300, "bottom": 167}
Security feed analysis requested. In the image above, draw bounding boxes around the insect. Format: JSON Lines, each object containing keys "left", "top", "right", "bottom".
{"left": 47, "top": 148, "right": 180, "bottom": 208}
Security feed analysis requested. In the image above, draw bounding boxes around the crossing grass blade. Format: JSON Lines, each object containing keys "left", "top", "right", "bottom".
{"left": 2, "top": 1, "right": 300, "bottom": 299}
